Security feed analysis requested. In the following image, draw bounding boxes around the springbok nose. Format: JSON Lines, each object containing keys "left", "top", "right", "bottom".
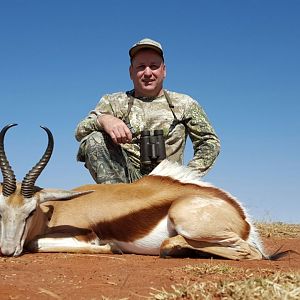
{"left": 0, "top": 248, "right": 15, "bottom": 256}
{"left": 0, "top": 241, "right": 17, "bottom": 256}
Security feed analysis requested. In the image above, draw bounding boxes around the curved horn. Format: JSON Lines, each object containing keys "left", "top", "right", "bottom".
{"left": 21, "top": 126, "right": 54, "bottom": 198}
{"left": 0, "top": 124, "right": 18, "bottom": 196}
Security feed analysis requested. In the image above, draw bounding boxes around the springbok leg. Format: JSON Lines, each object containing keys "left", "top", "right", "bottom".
{"left": 163, "top": 196, "right": 263, "bottom": 260}
{"left": 160, "top": 234, "right": 263, "bottom": 260}
{"left": 26, "top": 235, "right": 122, "bottom": 254}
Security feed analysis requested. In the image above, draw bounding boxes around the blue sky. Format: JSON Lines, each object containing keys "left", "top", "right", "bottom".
{"left": 1, "top": 0, "right": 299, "bottom": 223}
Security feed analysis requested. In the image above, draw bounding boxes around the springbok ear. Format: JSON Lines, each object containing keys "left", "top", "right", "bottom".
{"left": 38, "top": 189, "right": 94, "bottom": 203}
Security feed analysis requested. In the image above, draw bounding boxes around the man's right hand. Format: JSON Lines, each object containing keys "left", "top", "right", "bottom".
{"left": 97, "top": 115, "right": 132, "bottom": 144}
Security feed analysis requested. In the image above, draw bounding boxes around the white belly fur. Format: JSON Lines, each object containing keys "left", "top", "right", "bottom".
{"left": 114, "top": 216, "right": 176, "bottom": 255}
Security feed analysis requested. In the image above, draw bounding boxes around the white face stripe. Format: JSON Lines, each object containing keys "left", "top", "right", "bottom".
{"left": 0, "top": 195, "right": 37, "bottom": 256}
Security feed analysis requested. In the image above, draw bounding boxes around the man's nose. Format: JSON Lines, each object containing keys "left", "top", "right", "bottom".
{"left": 143, "top": 66, "right": 152, "bottom": 76}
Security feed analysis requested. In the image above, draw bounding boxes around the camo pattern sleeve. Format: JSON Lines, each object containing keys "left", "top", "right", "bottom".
{"left": 184, "top": 98, "right": 221, "bottom": 175}
{"left": 75, "top": 94, "right": 118, "bottom": 142}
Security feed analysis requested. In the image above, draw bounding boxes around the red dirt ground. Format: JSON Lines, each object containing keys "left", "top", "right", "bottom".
{"left": 0, "top": 238, "right": 299, "bottom": 299}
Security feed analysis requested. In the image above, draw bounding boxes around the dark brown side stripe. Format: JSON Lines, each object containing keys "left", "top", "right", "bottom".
{"left": 92, "top": 202, "right": 172, "bottom": 242}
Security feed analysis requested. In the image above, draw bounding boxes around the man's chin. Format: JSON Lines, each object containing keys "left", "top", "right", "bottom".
{"left": 140, "top": 85, "right": 157, "bottom": 94}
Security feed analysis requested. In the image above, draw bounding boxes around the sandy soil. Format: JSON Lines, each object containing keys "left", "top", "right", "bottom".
{"left": 0, "top": 238, "right": 299, "bottom": 299}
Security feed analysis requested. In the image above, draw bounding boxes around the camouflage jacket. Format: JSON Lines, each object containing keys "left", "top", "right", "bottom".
{"left": 75, "top": 90, "right": 220, "bottom": 176}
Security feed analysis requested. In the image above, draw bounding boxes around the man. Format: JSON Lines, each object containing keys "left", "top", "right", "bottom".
{"left": 75, "top": 38, "right": 220, "bottom": 184}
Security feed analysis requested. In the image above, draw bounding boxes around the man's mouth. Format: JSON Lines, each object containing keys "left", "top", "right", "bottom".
{"left": 142, "top": 80, "right": 154, "bottom": 85}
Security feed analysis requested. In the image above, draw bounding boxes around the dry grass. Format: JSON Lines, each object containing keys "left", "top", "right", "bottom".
{"left": 151, "top": 271, "right": 300, "bottom": 300}
{"left": 180, "top": 263, "right": 236, "bottom": 277}
{"left": 151, "top": 222, "right": 300, "bottom": 299}
{"left": 255, "top": 222, "right": 300, "bottom": 238}
{"left": 178, "top": 262, "right": 276, "bottom": 280}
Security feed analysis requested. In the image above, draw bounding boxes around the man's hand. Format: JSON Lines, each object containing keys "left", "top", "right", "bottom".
{"left": 97, "top": 115, "right": 132, "bottom": 144}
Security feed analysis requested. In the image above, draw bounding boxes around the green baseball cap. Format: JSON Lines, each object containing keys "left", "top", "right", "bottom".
{"left": 129, "top": 38, "right": 164, "bottom": 59}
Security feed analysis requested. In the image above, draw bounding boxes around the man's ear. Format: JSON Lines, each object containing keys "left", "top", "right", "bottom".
{"left": 163, "top": 64, "right": 166, "bottom": 79}
{"left": 129, "top": 65, "right": 133, "bottom": 80}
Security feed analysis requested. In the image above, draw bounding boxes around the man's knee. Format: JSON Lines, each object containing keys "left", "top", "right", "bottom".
{"left": 78, "top": 131, "right": 136, "bottom": 184}
{"left": 85, "top": 131, "right": 107, "bottom": 150}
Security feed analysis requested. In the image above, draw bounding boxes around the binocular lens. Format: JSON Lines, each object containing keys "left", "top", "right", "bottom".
{"left": 140, "top": 129, "right": 166, "bottom": 169}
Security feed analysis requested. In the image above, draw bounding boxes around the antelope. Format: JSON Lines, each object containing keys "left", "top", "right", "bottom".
{"left": 0, "top": 124, "right": 273, "bottom": 259}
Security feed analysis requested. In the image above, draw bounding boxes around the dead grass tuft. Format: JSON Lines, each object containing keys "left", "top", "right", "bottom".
{"left": 178, "top": 262, "right": 275, "bottom": 280}
{"left": 151, "top": 271, "right": 300, "bottom": 300}
{"left": 180, "top": 262, "right": 236, "bottom": 277}
{"left": 255, "top": 222, "right": 300, "bottom": 238}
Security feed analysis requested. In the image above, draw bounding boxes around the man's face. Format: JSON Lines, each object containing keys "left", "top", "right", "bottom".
{"left": 129, "top": 49, "right": 166, "bottom": 97}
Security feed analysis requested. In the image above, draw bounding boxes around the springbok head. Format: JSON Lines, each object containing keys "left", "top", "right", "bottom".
{"left": 0, "top": 124, "right": 54, "bottom": 256}
{"left": 0, "top": 124, "right": 92, "bottom": 257}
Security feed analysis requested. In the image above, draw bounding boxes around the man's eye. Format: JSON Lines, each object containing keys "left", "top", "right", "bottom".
{"left": 150, "top": 65, "right": 159, "bottom": 70}
{"left": 136, "top": 65, "right": 145, "bottom": 70}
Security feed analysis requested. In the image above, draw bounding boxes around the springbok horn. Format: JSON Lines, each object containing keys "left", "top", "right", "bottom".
{"left": 0, "top": 124, "right": 18, "bottom": 196}
{"left": 21, "top": 126, "right": 54, "bottom": 198}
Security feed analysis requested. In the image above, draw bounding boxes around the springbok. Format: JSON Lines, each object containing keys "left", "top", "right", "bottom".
{"left": 0, "top": 124, "right": 277, "bottom": 259}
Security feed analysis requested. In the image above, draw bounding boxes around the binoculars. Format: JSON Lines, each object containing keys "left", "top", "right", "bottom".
{"left": 140, "top": 129, "right": 166, "bottom": 172}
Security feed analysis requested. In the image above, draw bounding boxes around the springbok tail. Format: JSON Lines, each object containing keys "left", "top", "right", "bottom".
{"left": 265, "top": 246, "right": 299, "bottom": 260}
